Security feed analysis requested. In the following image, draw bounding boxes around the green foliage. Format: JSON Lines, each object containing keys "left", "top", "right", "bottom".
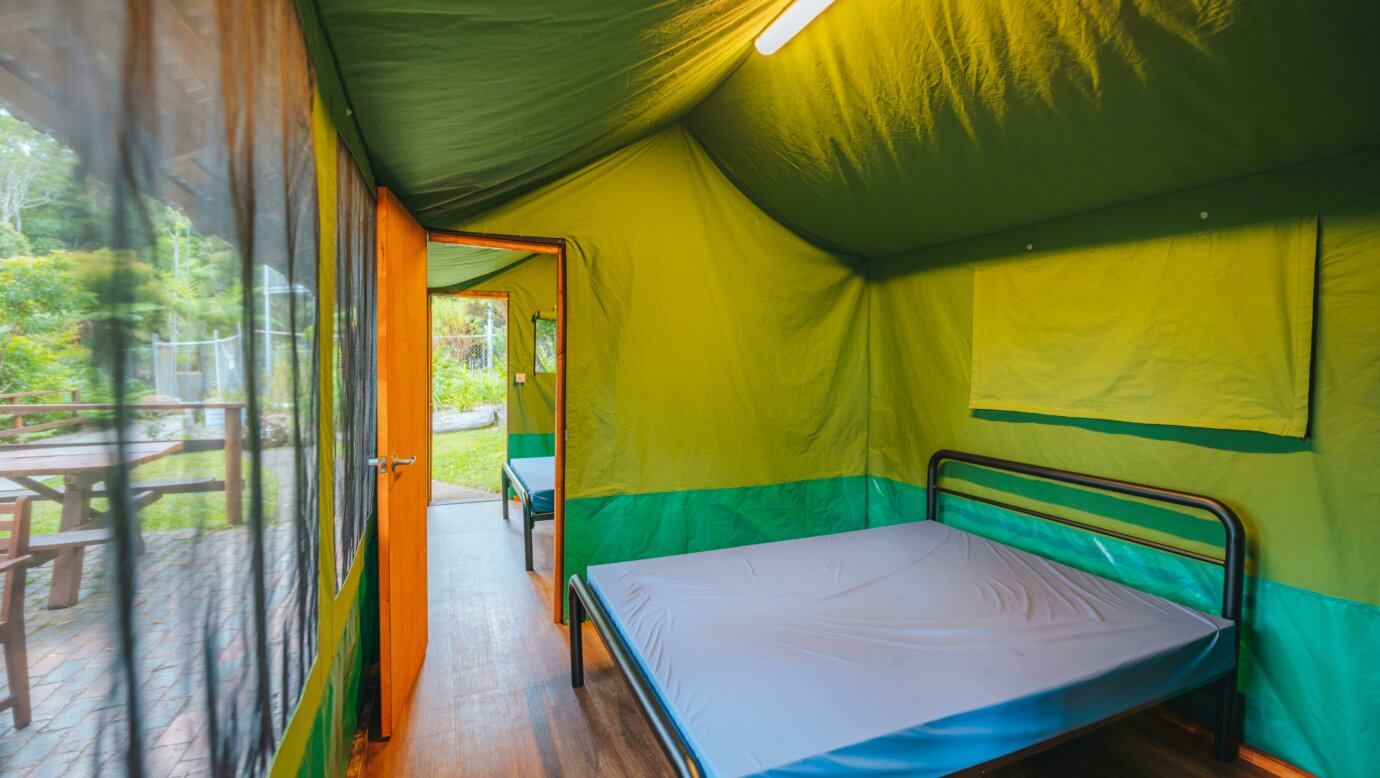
{"left": 432, "top": 347, "right": 506, "bottom": 411}
{"left": 432, "top": 294, "right": 506, "bottom": 334}
{"left": 0, "top": 221, "right": 30, "bottom": 256}
{"left": 431, "top": 295, "right": 508, "bottom": 410}
{"left": 0, "top": 255, "right": 91, "bottom": 393}
{"left": 431, "top": 427, "right": 505, "bottom": 494}
{"left": 0, "top": 109, "right": 247, "bottom": 404}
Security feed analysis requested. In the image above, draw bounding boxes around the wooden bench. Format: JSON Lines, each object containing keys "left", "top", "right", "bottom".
{"left": 0, "top": 476, "right": 223, "bottom": 504}
{"left": 0, "top": 491, "right": 158, "bottom": 561}
{"left": 1, "top": 498, "right": 33, "bottom": 728}
{"left": 28, "top": 528, "right": 112, "bottom": 554}
{"left": 0, "top": 402, "right": 245, "bottom": 525}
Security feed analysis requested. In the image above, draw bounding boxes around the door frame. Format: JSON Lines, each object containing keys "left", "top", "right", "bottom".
{"left": 426, "top": 229, "right": 568, "bottom": 623}
{"left": 426, "top": 289, "right": 510, "bottom": 507}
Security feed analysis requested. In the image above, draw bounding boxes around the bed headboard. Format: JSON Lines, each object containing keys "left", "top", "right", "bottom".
{"left": 925, "top": 449, "right": 1245, "bottom": 626}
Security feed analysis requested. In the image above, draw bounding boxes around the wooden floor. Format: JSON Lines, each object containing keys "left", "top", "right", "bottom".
{"left": 365, "top": 501, "right": 1276, "bottom": 777}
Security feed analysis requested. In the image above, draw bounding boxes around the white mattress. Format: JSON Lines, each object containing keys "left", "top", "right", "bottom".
{"left": 586, "top": 520, "right": 1235, "bottom": 777}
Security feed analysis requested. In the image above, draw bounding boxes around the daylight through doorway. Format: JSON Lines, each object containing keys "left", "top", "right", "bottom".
{"left": 429, "top": 293, "right": 508, "bottom": 504}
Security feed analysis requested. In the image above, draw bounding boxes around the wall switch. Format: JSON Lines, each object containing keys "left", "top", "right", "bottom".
{"left": 514, "top": 373, "right": 527, "bottom": 385}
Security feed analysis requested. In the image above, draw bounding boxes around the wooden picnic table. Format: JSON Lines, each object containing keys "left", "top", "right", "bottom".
{"left": 0, "top": 402, "right": 245, "bottom": 527}
{"left": 0, "top": 442, "right": 182, "bottom": 609}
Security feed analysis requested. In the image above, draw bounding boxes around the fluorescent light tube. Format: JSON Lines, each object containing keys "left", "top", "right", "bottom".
{"left": 755, "top": 0, "right": 836, "bottom": 55}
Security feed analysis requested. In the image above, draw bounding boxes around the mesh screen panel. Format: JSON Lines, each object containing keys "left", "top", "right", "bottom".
{"left": 0, "top": 1, "right": 324, "bottom": 773}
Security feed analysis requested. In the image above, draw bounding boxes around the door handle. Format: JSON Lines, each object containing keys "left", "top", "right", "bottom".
{"left": 391, "top": 453, "right": 417, "bottom": 471}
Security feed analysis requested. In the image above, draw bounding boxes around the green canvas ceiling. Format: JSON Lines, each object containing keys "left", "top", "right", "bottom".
{"left": 314, "top": 0, "right": 791, "bottom": 227}
{"left": 315, "top": 0, "right": 1379, "bottom": 256}
{"left": 426, "top": 242, "right": 534, "bottom": 289}
{"left": 689, "top": 0, "right": 1380, "bottom": 256}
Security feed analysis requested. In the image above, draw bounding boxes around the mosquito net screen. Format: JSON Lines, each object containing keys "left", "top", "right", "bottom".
{"left": 333, "top": 136, "right": 376, "bottom": 591}
{"left": 0, "top": 0, "right": 320, "bottom": 773}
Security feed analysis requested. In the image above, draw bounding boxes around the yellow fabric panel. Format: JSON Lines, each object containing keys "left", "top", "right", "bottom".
{"left": 869, "top": 149, "right": 1380, "bottom": 603}
{"left": 309, "top": 91, "right": 339, "bottom": 600}
{"left": 460, "top": 125, "right": 867, "bottom": 499}
{"left": 970, "top": 216, "right": 1316, "bottom": 437}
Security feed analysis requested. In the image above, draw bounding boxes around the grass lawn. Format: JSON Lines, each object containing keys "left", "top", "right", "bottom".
{"left": 29, "top": 449, "right": 279, "bottom": 535}
{"left": 432, "top": 425, "right": 505, "bottom": 493}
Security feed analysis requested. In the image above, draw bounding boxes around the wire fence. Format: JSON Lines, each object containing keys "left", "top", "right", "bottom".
{"left": 144, "top": 328, "right": 309, "bottom": 403}
{"left": 140, "top": 266, "right": 312, "bottom": 403}
{"left": 432, "top": 331, "right": 507, "bottom": 371}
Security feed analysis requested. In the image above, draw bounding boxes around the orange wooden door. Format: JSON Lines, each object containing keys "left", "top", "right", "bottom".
{"left": 376, "top": 187, "right": 429, "bottom": 737}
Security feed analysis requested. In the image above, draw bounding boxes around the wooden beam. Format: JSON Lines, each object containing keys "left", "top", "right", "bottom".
{"left": 554, "top": 243, "right": 567, "bottom": 623}
{"left": 0, "top": 402, "right": 245, "bottom": 415}
{"left": 430, "top": 289, "right": 510, "bottom": 300}
{"left": 426, "top": 229, "right": 564, "bottom": 255}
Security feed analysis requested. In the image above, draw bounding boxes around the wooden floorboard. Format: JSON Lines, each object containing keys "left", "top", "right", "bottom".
{"left": 365, "top": 501, "right": 1277, "bottom": 777}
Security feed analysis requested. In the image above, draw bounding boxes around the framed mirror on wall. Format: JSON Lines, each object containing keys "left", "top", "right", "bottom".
{"left": 533, "top": 311, "right": 557, "bottom": 374}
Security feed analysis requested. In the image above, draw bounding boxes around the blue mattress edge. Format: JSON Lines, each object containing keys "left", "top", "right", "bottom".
{"left": 758, "top": 624, "right": 1235, "bottom": 776}
{"left": 585, "top": 521, "right": 1238, "bottom": 778}
{"left": 587, "top": 573, "right": 714, "bottom": 772}
{"left": 506, "top": 456, "right": 555, "bottom": 513}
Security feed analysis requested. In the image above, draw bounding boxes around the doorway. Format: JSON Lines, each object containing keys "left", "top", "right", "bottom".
{"left": 429, "top": 292, "right": 510, "bottom": 504}
{"left": 425, "top": 230, "right": 567, "bottom": 622}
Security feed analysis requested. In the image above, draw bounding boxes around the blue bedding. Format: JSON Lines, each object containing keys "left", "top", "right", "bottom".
{"left": 586, "top": 521, "right": 1235, "bottom": 777}
{"left": 507, "top": 456, "right": 555, "bottom": 514}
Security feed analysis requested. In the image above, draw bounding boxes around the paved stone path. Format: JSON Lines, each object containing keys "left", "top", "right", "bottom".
{"left": 0, "top": 523, "right": 302, "bottom": 777}
{"left": 430, "top": 479, "right": 496, "bottom": 503}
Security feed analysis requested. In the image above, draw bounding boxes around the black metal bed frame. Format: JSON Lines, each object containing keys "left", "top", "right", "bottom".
{"left": 501, "top": 460, "right": 555, "bottom": 572}
{"left": 568, "top": 449, "right": 1246, "bottom": 776}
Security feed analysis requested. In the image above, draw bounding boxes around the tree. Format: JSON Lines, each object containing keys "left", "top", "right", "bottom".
{"left": 0, "top": 255, "right": 87, "bottom": 392}
{"left": 0, "top": 110, "right": 244, "bottom": 402}
{"left": 0, "top": 220, "right": 30, "bottom": 256}
{"left": 0, "top": 109, "right": 75, "bottom": 235}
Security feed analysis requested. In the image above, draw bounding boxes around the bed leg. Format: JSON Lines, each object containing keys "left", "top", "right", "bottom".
{"left": 570, "top": 586, "right": 585, "bottom": 688}
{"left": 524, "top": 505, "right": 534, "bottom": 572}
{"left": 501, "top": 470, "right": 511, "bottom": 521}
{"left": 1212, "top": 670, "right": 1239, "bottom": 761}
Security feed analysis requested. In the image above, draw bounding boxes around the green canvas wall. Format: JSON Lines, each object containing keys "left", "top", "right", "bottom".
{"left": 444, "top": 119, "right": 1379, "bottom": 778}
{"left": 458, "top": 125, "right": 869, "bottom": 588}
{"left": 868, "top": 149, "right": 1380, "bottom": 777}
{"left": 291, "top": 3, "right": 1380, "bottom": 776}
{"left": 439, "top": 121, "right": 1380, "bottom": 778}
{"left": 440, "top": 254, "right": 560, "bottom": 459}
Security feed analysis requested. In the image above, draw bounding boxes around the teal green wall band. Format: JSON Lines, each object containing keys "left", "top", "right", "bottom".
{"left": 868, "top": 476, "right": 1380, "bottom": 778}
{"left": 562, "top": 476, "right": 868, "bottom": 613}
{"left": 508, "top": 433, "right": 556, "bottom": 460}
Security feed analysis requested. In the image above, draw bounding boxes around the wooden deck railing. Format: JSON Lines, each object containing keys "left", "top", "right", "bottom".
{"left": 0, "top": 401, "right": 246, "bottom": 525}
{"left": 0, "top": 389, "right": 84, "bottom": 439}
